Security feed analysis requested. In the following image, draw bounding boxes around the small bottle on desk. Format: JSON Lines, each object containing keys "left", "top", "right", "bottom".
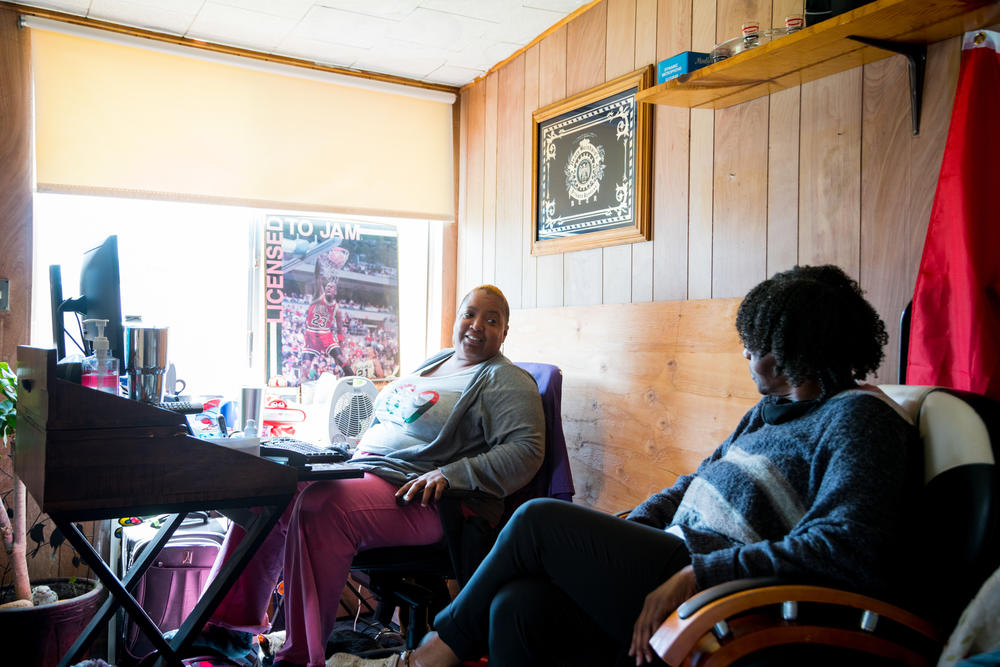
{"left": 81, "top": 318, "right": 119, "bottom": 395}
{"left": 230, "top": 418, "right": 258, "bottom": 439}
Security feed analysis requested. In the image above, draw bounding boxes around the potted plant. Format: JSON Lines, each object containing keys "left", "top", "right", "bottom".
{"left": 0, "top": 360, "right": 30, "bottom": 607}
{"left": 0, "top": 361, "right": 106, "bottom": 666}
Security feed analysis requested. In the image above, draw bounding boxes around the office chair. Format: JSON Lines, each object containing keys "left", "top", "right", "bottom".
{"left": 350, "top": 362, "right": 574, "bottom": 649}
{"left": 648, "top": 385, "right": 1000, "bottom": 667}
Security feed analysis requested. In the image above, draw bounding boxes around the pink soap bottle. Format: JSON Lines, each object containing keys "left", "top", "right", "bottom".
{"left": 81, "top": 318, "right": 119, "bottom": 394}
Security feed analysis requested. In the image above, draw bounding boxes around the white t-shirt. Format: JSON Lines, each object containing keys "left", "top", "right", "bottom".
{"left": 358, "top": 362, "right": 480, "bottom": 454}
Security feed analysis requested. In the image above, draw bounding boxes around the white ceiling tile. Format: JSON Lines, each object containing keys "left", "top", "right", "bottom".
{"left": 475, "top": 40, "right": 522, "bottom": 69}
{"left": 426, "top": 63, "right": 486, "bottom": 86}
{"left": 17, "top": 0, "right": 91, "bottom": 15}
{"left": 453, "top": 39, "right": 522, "bottom": 71}
{"left": 106, "top": 0, "right": 204, "bottom": 12}
{"left": 386, "top": 7, "right": 491, "bottom": 51}
{"left": 354, "top": 51, "right": 444, "bottom": 79}
{"left": 418, "top": 0, "right": 514, "bottom": 24}
{"left": 376, "top": 39, "right": 454, "bottom": 62}
{"left": 313, "top": 0, "right": 420, "bottom": 21}
{"left": 356, "top": 34, "right": 452, "bottom": 73}
{"left": 496, "top": 5, "right": 565, "bottom": 44}
{"left": 523, "top": 0, "right": 591, "bottom": 12}
{"left": 210, "top": 0, "right": 313, "bottom": 21}
{"left": 88, "top": 0, "right": 199, "bottom": 35}
{"left": 297, "top": 6, "right": 398, "bottom": 49}
{"left": 187, "top": 2, "right": 297, "bottom": 51}
{"left": 275, "top": 32, "right": 367, "bottom": 68}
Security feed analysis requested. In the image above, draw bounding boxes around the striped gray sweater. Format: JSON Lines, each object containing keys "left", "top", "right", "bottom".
{"left": 628, "top": 389, "right": 918, "bottom": 598}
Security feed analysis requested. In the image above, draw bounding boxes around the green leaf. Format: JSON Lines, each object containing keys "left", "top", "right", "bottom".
{"left": 0, "top": 362, "right": 15, "bottom": 438}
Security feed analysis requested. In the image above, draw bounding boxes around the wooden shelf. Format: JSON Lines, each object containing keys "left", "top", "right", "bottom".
{"left": 637, "top": 0, "right": 1000, "bottom": 110}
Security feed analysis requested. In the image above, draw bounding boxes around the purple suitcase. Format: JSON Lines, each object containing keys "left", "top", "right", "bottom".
{"left": 120, "top": 513, "right": 228, "bottom": 664}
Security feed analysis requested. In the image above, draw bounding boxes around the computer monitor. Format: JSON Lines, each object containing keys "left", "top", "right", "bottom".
{"left": 49, "top": 264, "right": 67, "bottom": 360}
{"left": 51, "top": 235, "right": 125, "bottom": 368}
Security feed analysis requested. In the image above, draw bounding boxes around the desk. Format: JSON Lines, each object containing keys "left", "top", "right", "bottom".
{"left": 15, "top": 346, "right": 361, "bottom": 667}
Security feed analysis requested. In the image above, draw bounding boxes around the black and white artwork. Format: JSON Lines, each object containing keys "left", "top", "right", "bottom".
{"left": 531, "top": 66, "right": 652, "bottom": 256}
{"left": 537, "top": 87, "right": 637, "bottom": 239}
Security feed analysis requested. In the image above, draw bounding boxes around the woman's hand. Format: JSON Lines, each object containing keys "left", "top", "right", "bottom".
{"left": 628, "top": 564, "right": 697, "bottom": 665}
{"left": 396, "top": 469, "right": 450, "bottom": 507}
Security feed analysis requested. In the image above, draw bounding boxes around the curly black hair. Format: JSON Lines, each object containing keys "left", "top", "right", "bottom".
{"left": 735, "top": 265, "right": 887, "bottom": 397}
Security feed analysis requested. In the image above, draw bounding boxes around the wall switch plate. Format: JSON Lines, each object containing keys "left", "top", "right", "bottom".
{"left": 0, "top": 279, "right": 9, "bottom": 311}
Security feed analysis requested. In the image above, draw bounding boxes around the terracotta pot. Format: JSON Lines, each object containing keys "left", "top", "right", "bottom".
{"left": 1, "top": 577, "right": 106, "bottom": 667}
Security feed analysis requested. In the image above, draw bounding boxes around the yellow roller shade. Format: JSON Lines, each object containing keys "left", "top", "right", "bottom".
{"left": 31, "top": 28, "right": 455, "bottom": 220}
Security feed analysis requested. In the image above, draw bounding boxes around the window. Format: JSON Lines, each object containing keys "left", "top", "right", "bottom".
{"left": 31, "top": 193, "right": 437, "bottom": 402}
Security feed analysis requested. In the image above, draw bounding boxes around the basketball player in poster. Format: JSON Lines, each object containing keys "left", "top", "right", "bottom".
{"left": 300, "top": 246, "right": 349, "bottom": 384}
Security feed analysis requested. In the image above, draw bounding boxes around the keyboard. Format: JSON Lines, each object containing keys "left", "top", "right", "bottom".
{"left": 153, "top": 401, "right": 205, "bottom": 414}
{"left": 259, "top": 436, "right": 352, "bottom": 467}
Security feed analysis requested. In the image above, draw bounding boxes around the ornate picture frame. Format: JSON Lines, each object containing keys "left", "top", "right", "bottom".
{"left": 531, "top": 66, "right": 653, "bottom": 256}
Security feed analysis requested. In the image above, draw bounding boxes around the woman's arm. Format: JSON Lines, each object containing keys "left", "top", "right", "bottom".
{"left": 627, "top": 408, "right": 757, "bottom": 529}
{"left": 437, "top": 364, "right": 545, "bottom": 498}
{"left": 626, "top": 474, "right": 697, "bottom": 529}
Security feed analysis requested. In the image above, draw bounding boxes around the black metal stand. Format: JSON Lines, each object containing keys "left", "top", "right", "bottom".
{"left": 54, "top": 515, "right": 186, "bottom": 666}
{"left": 52, "top": 497, "right": 292, "bottom": 667}
{"left": 847, "top": 35, "right": 927, "bottom": 135}
{"left": 57, "top": 513, "right": 187, "bottom": 666}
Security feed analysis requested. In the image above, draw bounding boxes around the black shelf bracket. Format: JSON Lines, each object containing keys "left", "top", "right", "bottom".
{"left": 847, "top": 35, "right": 927, "bottom": 135}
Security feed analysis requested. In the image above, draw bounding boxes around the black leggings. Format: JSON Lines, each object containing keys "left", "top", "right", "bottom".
{"left": 433, "top": 498, "right": 691, "bottom": 666}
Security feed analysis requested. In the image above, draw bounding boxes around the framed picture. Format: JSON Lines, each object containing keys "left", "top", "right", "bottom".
{"left": 531, "top": 65, "right": 653, "bottom": 256}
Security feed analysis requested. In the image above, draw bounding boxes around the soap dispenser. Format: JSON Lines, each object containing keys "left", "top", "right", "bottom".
{"left": 81, "top": 318, "right": 119, "bottom": 394}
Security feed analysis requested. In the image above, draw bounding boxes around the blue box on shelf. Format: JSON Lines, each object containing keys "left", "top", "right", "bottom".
{"left": 657, "top": 51, "right": 712, "bottom": 84}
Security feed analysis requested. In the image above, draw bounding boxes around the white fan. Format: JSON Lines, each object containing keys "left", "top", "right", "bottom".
{"left": 328, "top": 376, "right": 378, "bottom": 446}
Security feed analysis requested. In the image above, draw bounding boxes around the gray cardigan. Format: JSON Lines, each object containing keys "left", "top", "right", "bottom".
{"left": 350, "top": 350, "right": 546, "bottom": 507}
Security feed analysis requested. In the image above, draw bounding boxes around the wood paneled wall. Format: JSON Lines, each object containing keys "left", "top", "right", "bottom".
{"left": 503, "top": 298, "right": 758, "bottom": 512}
{"left": 458, "top": 0, "right": 965, "bottom": 387}
{"left": 0, "top": 7, "right": 32, "bottom": 368}
{"left": 457, "top": 0, "right": 970, "bottom": 510}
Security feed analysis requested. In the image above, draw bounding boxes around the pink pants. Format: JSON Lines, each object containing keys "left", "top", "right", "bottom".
{"left": 208, "top": 473, "right": 444, "bottom": 667}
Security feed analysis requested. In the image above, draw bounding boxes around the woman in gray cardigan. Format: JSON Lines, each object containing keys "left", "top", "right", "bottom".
{"left": 207, "top": 285, "right": 545, "bottom": 667}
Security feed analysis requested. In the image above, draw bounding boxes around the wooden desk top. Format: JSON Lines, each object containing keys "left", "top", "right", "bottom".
{"left": 15, "top": 346, "right": 300, "bottom": 520}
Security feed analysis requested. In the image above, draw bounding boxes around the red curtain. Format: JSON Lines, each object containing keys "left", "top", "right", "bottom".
{"left": 907, "top": 30, "right": 1000, "bottom": 400}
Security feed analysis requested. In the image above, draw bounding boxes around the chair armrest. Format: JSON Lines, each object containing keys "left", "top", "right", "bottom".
{"left": 651, "top": 580, "right": 942, "bottom": 666}
{"left": 675, "top": 577, "right": 784, "bottom": 619}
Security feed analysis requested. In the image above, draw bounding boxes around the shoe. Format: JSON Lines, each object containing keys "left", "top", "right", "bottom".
{"left": 325, "top": 652, "right": 405, "bottom": 667}
{"left": 165, "top": 625, "right": 261, "bottom": 667}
